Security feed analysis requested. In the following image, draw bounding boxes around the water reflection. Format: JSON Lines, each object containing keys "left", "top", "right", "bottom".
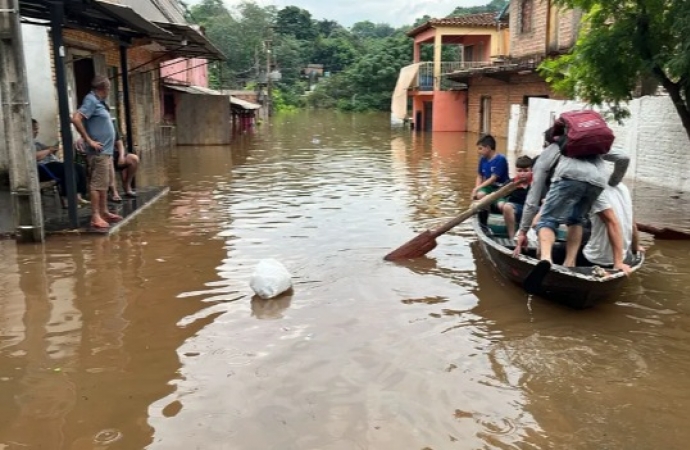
{"left": 1, "top": 111, "right": 690, "bottom": 449}
{"left": 251, "top": 294, "right": 293, "bottom": 320}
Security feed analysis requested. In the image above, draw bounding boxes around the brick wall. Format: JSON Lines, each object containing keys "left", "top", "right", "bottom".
{"left": 510, "top": 0, "right": 580, "bottom": 59}
{"left": 62, "top": 30, "right": 164, "bottom": 152}
{"left": 467, "top": 72, "right": 562, "bottom": 138}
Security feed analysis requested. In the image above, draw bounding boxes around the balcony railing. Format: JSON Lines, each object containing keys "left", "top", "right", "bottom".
{"left": 412, "top": 61, "right": 495, "bottom": 91}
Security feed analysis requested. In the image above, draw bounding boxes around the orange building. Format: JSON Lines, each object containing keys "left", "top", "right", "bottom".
{"left": 392, "top": 12, "right": 510, "bottom": 132}
{"left": 393, "top": 2, "right": 581, "bottom": 138}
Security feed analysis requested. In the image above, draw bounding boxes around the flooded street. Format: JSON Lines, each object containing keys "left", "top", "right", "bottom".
{"left": 2, "top": 111, "right": 690, "bottom": 449}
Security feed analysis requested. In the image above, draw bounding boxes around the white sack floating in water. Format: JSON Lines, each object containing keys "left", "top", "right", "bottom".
{"left": 250, "top": 259, "right": 293, "bottom": 299}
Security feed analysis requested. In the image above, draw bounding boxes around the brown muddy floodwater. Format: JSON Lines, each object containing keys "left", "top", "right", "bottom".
{"left": 1, "top": 111, "right": 690, "bottom": 450}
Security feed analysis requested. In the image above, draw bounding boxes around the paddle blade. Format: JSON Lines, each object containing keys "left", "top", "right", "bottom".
{"left": 384, "top": 230, "right": 438, "bottom": 261}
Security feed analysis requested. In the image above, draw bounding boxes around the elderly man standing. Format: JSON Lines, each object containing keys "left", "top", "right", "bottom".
{"left": 71, "top": 75, "right": 122, "bottom": 229}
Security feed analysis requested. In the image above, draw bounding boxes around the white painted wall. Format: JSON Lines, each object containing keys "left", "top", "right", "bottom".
{"left": 0, "top": 25, "right": 57, "bottom": 173}
{"left": 22, "top": 24, "right": 58, "bottom": 145}
{"left": 508, "top": 96, "right": 690, "bottom": 192}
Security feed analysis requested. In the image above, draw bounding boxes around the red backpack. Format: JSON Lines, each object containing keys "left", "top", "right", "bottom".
{"left": 553, "top": 110, "right": 615, "bottom": 158}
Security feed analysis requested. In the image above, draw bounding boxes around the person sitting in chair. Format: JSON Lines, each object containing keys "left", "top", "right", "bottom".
{"left": 109, "top": 123, "right": 139, "bottom": 202}
{"left": 33, "top": 118, "right": 89, "bottom": 207}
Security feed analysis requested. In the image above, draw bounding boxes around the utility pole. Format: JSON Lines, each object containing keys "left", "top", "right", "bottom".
{"left": 264, "top": 32, "right": 272, "bottom": 117}
{"left": 0, "top": 0, "right": 45, "bottom": 241}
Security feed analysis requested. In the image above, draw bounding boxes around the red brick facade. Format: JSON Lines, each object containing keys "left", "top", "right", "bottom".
{"left": 61, "top": 29, "right": 166, "bottom": 151}
{"left": 510, "top": 0, "right": 581, "bottom": 59}
{"left": 467, "top": 73, "right": 565, "bottom": 137}
{"left": 462, "top": 1, "right": 581, "bottom": 137}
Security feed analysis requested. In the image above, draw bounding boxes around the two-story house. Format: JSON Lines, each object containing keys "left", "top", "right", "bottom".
{"left": 446, "top": 0, "right": 581, "bottom": 138}
{"left": 392, "top": 12, "right": 510, "bottom": 132}
{"left": 394, "top": 1, "right": 582, "bottom": 139}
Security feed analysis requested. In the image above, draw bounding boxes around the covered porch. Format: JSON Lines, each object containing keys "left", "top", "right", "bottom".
{"left": 0, "top": 0, "right": 224, "bottom": 241}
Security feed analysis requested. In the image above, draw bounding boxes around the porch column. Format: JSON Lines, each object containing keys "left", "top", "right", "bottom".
{"left": 0, "top": 0, "right": 45, "bottom": 241}
{"left": 433, "top": 32, "right": 442, "bottom": 91}
{"left": 119, "top": 44, "right": 135, "bottom": 153}
{"left": 49, "top": 0, "right": 78, "bottom": 228}
{"left": 413, "top": 41, "right": 420, "bottom": 63}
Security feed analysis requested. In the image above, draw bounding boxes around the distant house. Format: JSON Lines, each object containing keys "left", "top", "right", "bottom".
{"left": 441, "top": 0, "right": 581, "bottom": 137}
{"left": 303, "top": 64, "right": 325, "bottom": 77}
{"left": 393, "top": 2, "right": 581, "bottom": 138}
{"left": 392, "top": 12, "right": 510, "bottom": 132}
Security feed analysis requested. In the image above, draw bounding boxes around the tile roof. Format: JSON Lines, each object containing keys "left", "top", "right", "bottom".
{"left": 407, "top": 12, "right": 504, "bottom": 37}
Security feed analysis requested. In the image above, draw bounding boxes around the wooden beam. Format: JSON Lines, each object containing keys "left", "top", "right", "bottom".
{"left": 0, "top": 0, "right": 45, "bottom": 241}
{"left": 49, "top": 0, "right": 79, "bottom": 227}
{"left": 484, "top": 71, "right": 512, "bottom": 83}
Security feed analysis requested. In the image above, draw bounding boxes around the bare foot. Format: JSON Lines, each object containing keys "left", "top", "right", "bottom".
{"left": 103, "top": 212, "right": 123, "bottom": 223}
{"left": 91, "top": 218, "right": 109, "bottom": 229}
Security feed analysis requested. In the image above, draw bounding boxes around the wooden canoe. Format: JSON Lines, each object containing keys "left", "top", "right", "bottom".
{"left": 473, "top": 216, "right": 644, "bottom": 309}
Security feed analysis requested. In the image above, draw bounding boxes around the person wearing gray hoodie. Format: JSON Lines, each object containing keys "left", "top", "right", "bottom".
{"left": 514, "top": 131, "right": 630, "bottom": 276}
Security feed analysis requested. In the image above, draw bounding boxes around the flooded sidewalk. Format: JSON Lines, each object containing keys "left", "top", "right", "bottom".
{"left": 1, "top": 111, "right": 690, "bottom": 449}
{"left": 0, "top": 186, "right": 168, "bottom": 237}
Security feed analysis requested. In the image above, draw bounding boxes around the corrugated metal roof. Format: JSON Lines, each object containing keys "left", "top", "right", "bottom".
{"left": 117, "top": 0, "right": 187, "bottom": 24}
{"left": 18, "top": 0, "right": 171, "bottom": 39}
{"left": 164, "top": 84, "right": 222, "bottom": 95}
{"left": 153, "top": 22, "right": 225, "bottom": 60}
{"left": 230, "top": 97, "right": 261, "bottom": 110}
{"left": 164, "top": 84, "right": 262, "bottom": 110}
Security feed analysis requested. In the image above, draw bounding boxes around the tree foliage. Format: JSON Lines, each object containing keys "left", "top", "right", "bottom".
{"left": 188, "top": 0, "right": 503, "bottom": 112}
{"left": 276, "top": 6, "right": 317, "bottom": 41}
{"left": 448, "top": 0, "right": 508, "bottom": 17}
{"left": 351, "top": 21, "right": 396, "bottom": 39}
{"left": 539, "top": 0, "right": 690, "bottom": 139}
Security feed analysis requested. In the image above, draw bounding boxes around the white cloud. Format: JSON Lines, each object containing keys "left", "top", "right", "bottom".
{"left": 185, "top": 0, "right": 490, "bottom": 27}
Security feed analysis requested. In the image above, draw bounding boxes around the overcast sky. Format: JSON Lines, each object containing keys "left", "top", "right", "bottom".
{"left": 185, "top": 0, "right": 489, "bottom": 27}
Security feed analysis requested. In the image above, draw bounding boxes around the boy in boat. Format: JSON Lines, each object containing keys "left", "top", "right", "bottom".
{"left": 472, "top": 134, "right": 510, "bottom": 201}
{"left": 496, "top": 155, "right": 533, "bottom": 240}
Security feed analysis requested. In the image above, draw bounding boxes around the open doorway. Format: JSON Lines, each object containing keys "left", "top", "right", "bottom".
{"left": 73, "top": 57, "right": 95, "bottom": 105}
{"left": 423, "top": 101, "right": 433, "bottom": 132}
{"left": 480, "top": 95, "right": 491, "bottom": 134}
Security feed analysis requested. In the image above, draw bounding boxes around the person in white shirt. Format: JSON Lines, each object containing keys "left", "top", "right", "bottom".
{"left": 580, "top": 183, "right": 640, "bottom": 267}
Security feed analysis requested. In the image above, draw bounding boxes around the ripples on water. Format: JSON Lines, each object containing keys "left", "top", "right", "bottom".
{"left": 1, "top": 111, "right": 690, "bottom": 449}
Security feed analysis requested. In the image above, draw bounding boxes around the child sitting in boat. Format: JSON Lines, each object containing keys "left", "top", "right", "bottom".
{"left": 496, "top": 155, "right": 533, "bottom": 240}
{"left": 472, "top": 134, "right": 510, "bottom": 200}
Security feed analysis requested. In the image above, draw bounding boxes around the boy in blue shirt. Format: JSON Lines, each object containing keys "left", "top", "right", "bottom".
{"left": 497, "top": 155, "right": 533, "bottom": 240}
{"left": 472, "top": 134, "right": 509, "bottom": 200}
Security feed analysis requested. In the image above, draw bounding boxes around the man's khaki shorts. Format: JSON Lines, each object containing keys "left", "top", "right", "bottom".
{"left": 87, "top": 154, "right": 112, "bottom": 191}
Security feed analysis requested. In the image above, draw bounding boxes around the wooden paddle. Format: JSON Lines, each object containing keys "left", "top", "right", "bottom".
{"left": 384, "top": 178, "right": 526, "bottom": 261}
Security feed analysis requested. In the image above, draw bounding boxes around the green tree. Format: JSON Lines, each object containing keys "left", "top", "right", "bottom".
{"left": 273, "top": 35, "right": 308, "bottom": 85}
{"left": 309, "top": 32, "right": 412, "bottom": 111}
{"left": 276, "top": 6, "right": 317, "bottom": 41}
{"left": 194, "top": 1, "right": 277, "bottom": 88}
{"left": 315, "top": 19, "right": 343, "bottom": 38}
{"left": 449, "top": 0, "right": 508, "bottom": 16}
{"left": 539, "top": 0, "right": 690, "bottom": 139}
{"left": 312, "top": 36, "right": 359, "bottom": 72}
{"left": 187, "top": 0, "right": 232, "bottom": 24}
{"left": 351, "top": 21, "right": 396, "bottom": 39}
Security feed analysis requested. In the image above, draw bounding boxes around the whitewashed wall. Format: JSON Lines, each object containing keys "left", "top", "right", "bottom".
{"left": 23, "top": 24, "right": 58, "bottom": 144}
{"left": 0, "top": 25, "right": 58, "bottom": 174}
{"left": 508, "top": 96, "right": 690, "bottom": 192}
